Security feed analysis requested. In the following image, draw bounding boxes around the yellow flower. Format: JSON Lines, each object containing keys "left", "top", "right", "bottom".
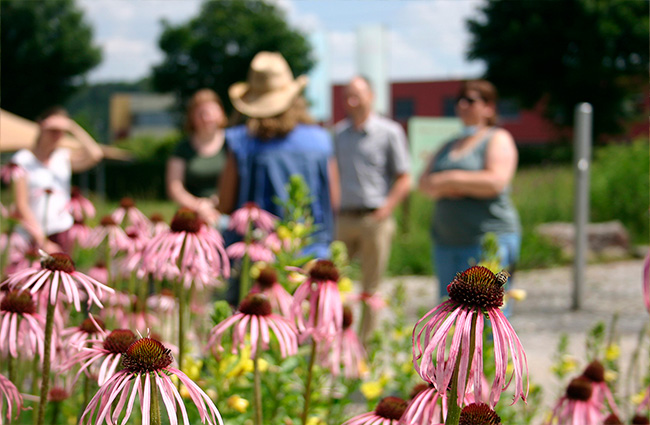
{"left": 180, "top": 384, "right": 190, "bottom": 399}
{"left": 306, "top": 417, "right": 326, "bottom": 425}
{"left": 338, "top": 277, "right": 353, "bottom": 294}
{"left": 277, "top": 225, "right": 292, "bottom": 240}
{"left": 250, "top": 262, "right": 268, "bottom": 280}
{"left": 632, "top": 389, "right": 647, "bottom": 405}
{"left": 182, "top": 357, "right": 203, "bottom": 381}
{"left": 227, "top": 395, "right": 250, "bottom": 413}
{"left": 361, "top": 375, "right": 389, "bottom": 400}
{"left": 226, "top": 345, "right": 255, "bottom": 378}
{"left": 604, "top": 370, "right": 618, "bottom": 383}
{"left": 206, "top": 389, "right": 218, "bottom": 401}
{"left": 507, "top": 289, "right": 527, "bottom": 301}
{"left": 361, "top": 381, "right": 384, "bottom": 400}
{"left": 257, "top": 357, "right": 269, "bottom": 372}
{"left": 292, "top": 223, "right": 307, "bottom": 238}
{"left": 401, "top": 361, "right": 413, "bottom": 374}
{"left": 605, "top": 344, "right": 620, "bottom": 361}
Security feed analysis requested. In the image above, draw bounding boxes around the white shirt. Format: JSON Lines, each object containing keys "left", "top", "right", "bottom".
{"left": 12, "top": 148, "right": 74, "bottom": 235}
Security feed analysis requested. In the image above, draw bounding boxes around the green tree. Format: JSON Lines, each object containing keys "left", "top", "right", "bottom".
{"left": 1, "top": 0, "right": 102, "bottom": 120}
{"left": 152, "top": 0, "right": 313, "bottom": 115}
{"left": 467, "top": 0, "right": 648, "bottom": 139}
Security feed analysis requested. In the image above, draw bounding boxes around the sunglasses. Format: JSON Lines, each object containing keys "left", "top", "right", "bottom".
{"left": 456, "top": 95, "right": 483, "bottom": 105}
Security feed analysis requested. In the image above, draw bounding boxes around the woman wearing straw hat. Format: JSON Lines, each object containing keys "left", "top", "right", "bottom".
{"left": 218, "top": 51, "right": 339, "bottom": 260}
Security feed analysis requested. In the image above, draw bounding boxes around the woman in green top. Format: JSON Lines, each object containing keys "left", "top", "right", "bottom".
{"left": 166, "top": 89, "right": 228, "bottom": 227}
{"left": 418, "top": 80, "right": 521, "bottom": 301}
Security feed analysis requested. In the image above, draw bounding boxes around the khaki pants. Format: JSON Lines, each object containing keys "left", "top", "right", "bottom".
{"left": 336, "top": 212, "right": 395, "bottom": 344}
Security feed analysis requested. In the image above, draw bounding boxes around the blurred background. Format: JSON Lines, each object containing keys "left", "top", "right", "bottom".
{"left": 1, "top": 0, "right": 648, "bottom": 274}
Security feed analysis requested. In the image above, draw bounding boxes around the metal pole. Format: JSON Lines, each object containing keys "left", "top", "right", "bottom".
{"left": 572, "top": 103, "right": 592, "bottom": 311}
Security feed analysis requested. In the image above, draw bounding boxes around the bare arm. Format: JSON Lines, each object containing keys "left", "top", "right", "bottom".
{"left": 327, "top": 158, "right": 340, "bottom": 213}
{"left": 420, "top": 129, "right": 518, "bottom": 199}
{"left": 373, "top": 172, "right": 411, "bottom": 220}
{"left": 68, "top": 121, "right": 104, "bottom": 172}
{"left": 217, "top": 152, "right": 239, "bottom": 215}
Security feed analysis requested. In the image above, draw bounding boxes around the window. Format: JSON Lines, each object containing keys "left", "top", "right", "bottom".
{"left": 497, "top": 99, "right": 520, "bottom": 121}
{"left": 394, "top": 98, "right": 415, "bottom": 121}
{"left": 442, "top": 97, "right": 456, "bottom": 117}
{"left": 132, "top": 111, "right": 175, "bottom": 127}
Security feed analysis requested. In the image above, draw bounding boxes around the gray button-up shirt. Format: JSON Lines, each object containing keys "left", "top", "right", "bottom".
{"left": 334, "top": 114, "right": 410, "bottom": 210}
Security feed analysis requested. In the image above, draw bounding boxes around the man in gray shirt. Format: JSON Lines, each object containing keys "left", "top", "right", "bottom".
{"left": 334, "top": 76, "right": 411, "bottom": 344}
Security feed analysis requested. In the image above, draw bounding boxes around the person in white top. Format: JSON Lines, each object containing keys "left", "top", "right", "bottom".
{"left": 11, "top": 107, "right": 104, "bottom": 253}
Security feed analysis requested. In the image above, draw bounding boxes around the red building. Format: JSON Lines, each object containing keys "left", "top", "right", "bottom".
{"left": 332, "top": 79, "right": 561, "bottom": 145}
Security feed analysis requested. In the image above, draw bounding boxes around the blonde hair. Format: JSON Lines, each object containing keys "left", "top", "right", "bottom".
{"left": 246, "top": 96, "right": 314, "bottom": 140}
{"left": 184, "top": 89, "right": 226, "bottom": 134}
{"left": 460, "top": 80, "right": 499, "bottom": 126}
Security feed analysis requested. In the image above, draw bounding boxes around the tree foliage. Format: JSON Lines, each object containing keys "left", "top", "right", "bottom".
{"left": 152, "top": 0, "right": 313, "bottom": 116}
{"left": 467, "top": 0, "right": 648, "bottom": 138}
{"left": 1, "top": 0, "right": 102, "bottom": 120}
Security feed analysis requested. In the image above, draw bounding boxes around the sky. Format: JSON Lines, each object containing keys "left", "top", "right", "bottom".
{"left": 79, "top": 0, "right": 486, "bottom": 84}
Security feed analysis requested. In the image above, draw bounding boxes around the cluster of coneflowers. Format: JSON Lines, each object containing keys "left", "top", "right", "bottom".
{"left": 0, "top": 177, "right": 376, "bottom": 425}
{"left": 0, "top": 162, "right": 648, "bottom": 425}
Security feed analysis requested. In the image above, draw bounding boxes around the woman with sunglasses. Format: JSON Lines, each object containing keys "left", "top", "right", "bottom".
{"left": 418, "top": 80, "right": 521, "bottom": 304}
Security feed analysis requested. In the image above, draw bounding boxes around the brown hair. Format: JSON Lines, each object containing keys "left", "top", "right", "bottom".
{"left": 37, "top": 106, "right": 69, "bottom": 122}
{"left": 184, "top": 89, "right": 226, "bottom": 134}
{"left": 459, "top": 80, "right": 499, "bottom": 126}
{"left": 246, "top": 96, "right": 314, "bottom": 140}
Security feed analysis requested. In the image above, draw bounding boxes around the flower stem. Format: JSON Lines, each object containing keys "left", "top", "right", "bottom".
{"left": 253, "top": 346, "right": 263, "bottom": 425}
{"left": 301, "top": 296, "right": 321, "bottom": 425}
{"left": 301, "top": 338, "right": 318, "bottom": 425}
{"left": 150, "top": 374, "right": 162, "bottom": 425}
{"left": 445, "top": 310, "right": 479, "bottom": 425}
{"left": 176, "top": 280, "right": 185, "bottom": 386}
{"left": 239, "top": 222, "right": 253, "bottom": 303}
{"left": 51, "top": 401, "right": 61, "bottom": 425}
{"left": 36, "top": 299, "right": 57, "bottom": 425}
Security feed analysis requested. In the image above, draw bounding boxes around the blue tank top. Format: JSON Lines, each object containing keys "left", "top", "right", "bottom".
{"left": 431, "top": 128, "right": 521, "bottom": 246}
{"left": 226, "top": 124, "right": 334, "bottom": 257}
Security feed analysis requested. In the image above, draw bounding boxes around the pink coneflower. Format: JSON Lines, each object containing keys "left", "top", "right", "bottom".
{"left": 62, "top": 317, "right": 106, "bottom": 349}
{"left": 0, "top": 290, "right": 45, "bottom": 358}
{"left": 147, "top": 289, "right": 177, "bottom": 314}
{"left": 66, "top": 329, "right": 137, "bottom": 385}
{"left": 228, "top": 202, "right": 278, "bottom": 235}
{"left": 546, "top": 376, "right": 603, "bottom": 425}
{"left": 207, "top": 293, "right": 298, "bottom": 359}
{"left": 250, "top": 267, "right": 293, "bottom": 318}
{"left": 64, "top": 218, "right": 92, "bottom": 249}
{"left": 87, "top": 216, "right": 131, "bottom": 254}
{"left": 0, "top": 162, "right": 25, "bottom": 185}
{"left": 87, "top": 261, "right": 109, "bottom": 287}
{"left": 142, "top": 207, "right": 229, "bottom": 289}
{"left": 80, "top": 336, "right": 223, "bottom": 425}
{"left": 346, "top": 291, "right": 386, "bottom": 311}
{"left": 149, "top": 212, "right": 169, "bottom": 236}
{"left": 320, "top": 306, "right": 367, "bottom": 379}
{"left": 227, "top": 240, "right": 275, "bottom": 263}
{"left": 0, "top": 373, "right": 23, "bottom": 424}
{"left": 401, "top": 383, "right": 445, "bottom": 425}
{"left": 3, "top": 251, "right": 113, "bottom": 311}
{"left": 581, "top": 360, "right": 620, "bottom": 417}
{"left": 343, "top": 396, "right": 408, "bottom": 425}
{"left": 291, "top": 260, "right": 343, "bottom": 343}
{"left": 632, "top": 414, "right": 650, "bottom": 424}
{"left": 118, "top": 226, "right": 149, "bottom": 279}
{"left": 412, "top": 266, "right": 528, "bottom": 407}
{"left": 67, "top": 186, "right": 96, "bottom": 221}
{"left": 458, "top": 403, "right": 502, "bottom": 425}
{"left": 111, "top": 197, "right": 150, "bottom": 230}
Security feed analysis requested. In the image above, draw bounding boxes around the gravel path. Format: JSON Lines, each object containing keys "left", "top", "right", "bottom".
{"left": 379, "top": 258, "right": 649, "bottom": 418}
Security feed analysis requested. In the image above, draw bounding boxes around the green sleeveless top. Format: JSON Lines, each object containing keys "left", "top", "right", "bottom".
{"left": 171, "top": 138, "right": 228, "bottom": 198}
{"left": 430, "top": 128, "right": 521, "bottom": 246}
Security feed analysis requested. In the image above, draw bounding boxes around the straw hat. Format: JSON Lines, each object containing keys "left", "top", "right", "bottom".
{"left": 229, "top": 51, "right": 308, "bottom": 118}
